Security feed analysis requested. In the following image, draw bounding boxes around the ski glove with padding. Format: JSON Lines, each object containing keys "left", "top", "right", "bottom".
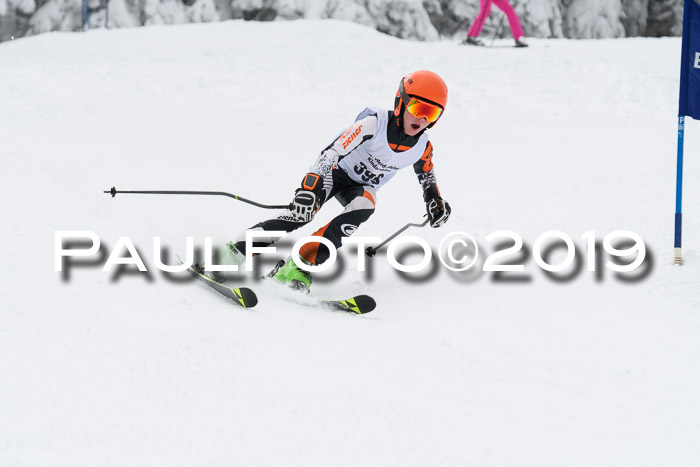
{"left": 424, "top": 185, "right": 451, "bottom": 228}
{"left": 291, "top": 173, "right": 324, "bottom": 222}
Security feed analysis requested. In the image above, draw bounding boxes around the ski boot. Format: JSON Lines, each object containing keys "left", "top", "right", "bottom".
{"left": 267, "top": 256, "right": 313, "bottom": 294}
{"left": 515, "top": 36, "right": 529, "bottom": 48}
{"left": 193, "top": 241, "right": 246, "bottom": 282}
{"left": 462, "top": 36, "right": 485, "bottom": 46}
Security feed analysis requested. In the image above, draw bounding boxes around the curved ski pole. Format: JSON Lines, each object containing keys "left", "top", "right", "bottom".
{"left": 366, "top": 214, "right": 429, "bottom": 257}
{"left": 103, "top": 186, "right": 291, "bottom": 210}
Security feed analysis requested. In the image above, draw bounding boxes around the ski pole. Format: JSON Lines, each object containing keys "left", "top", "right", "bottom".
{"left": 366, "top": 215, "right": 429, "bottom": 257}
{"left": 103, "top": 186, "right": 291, "bottom": 210}
{"left": 490, "top": 12, "right": 505, "bottom": 47}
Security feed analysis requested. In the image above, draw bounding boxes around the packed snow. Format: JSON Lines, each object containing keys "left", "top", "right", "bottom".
{"left": 1, "top": 19, "right": 699, "bottom": 466}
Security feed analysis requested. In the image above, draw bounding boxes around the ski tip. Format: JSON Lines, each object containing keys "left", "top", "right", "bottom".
{"left": 237, "top": 288, "right": 258, "bottom": 308}
{"left": 351, "top": 295, "right": 376, "bottom": 314}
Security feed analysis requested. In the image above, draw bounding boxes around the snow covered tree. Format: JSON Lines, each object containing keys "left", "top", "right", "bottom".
{"left": 0, "top": 0, "right": 686, "bottom": 42}
{"left": 621, "top": 0, "right": 649, "bottom": 36}
{"left": 562, "top": 0, "right": 625, "bottom": 38}
{"left": 646, "top": 0, "right": 682, "bottom": 37}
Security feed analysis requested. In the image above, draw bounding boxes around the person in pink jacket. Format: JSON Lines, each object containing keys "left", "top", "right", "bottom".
{"left": 463, "top": 0, "right": 528, "bottom": 47}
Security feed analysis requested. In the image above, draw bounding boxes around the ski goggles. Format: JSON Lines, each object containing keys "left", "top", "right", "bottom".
{"left": 405, "top": 97, "right": 443, "bottom": 122}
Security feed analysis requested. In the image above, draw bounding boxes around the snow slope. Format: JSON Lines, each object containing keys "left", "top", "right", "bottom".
{"left": 1, "top": 20, "right": 699, "bottom": 466}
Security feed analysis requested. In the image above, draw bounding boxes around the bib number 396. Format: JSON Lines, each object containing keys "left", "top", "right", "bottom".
{"left": 354, "top": 162, "right": 384, "bottom": 186}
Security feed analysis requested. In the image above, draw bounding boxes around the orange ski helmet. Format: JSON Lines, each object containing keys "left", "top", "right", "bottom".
{"left": 394, "top": 70, "right": 448, "bottom": 128}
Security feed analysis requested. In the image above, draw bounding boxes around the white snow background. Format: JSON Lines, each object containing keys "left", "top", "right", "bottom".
{"left": 1, "top": 19, "right": 699, "bottom": 466}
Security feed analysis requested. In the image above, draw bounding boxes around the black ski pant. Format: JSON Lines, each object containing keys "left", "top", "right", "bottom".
{"left": 234, "top": 168, "right": 376, "bottom": 265}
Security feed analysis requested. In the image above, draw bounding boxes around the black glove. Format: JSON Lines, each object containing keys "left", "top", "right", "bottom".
{"left": 424, "top": 185, "right": 451, "bottom": 228}
{"left": 291, "top": 173, "right": 324, "bottom": 222}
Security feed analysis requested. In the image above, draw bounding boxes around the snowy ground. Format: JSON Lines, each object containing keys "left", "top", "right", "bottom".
{"left": 1, "top": 20, "right": 699, "bottom": 466}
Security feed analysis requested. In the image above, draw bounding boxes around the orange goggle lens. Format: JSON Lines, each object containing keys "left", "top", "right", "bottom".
{"left": 406, "top": 98, "right": 443, "bottom": 122}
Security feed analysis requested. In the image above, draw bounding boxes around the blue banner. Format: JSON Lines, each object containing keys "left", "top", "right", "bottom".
{"left": 680, "top": 0, "right": 700, "bottom": 119}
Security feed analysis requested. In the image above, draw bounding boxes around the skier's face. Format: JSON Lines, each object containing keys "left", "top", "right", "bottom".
{"left": 403, "top": 108, "right": 430, "bottom": 136}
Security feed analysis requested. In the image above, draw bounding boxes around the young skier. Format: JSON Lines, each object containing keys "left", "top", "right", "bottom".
{"left": 212, "top": 70, "right": 451, "bottom": 291}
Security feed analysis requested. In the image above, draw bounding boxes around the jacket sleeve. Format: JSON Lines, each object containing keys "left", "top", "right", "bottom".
{"left": 309, "top": 114, "right": 379, "bottom": 178}
{"left": 413, "top": 141, "right": 439, "bottom": 193}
